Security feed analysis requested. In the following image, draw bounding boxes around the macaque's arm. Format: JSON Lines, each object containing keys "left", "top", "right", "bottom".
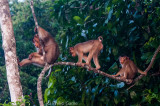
{"left": 29, "top": 52, "right": 42, "bottom": 60}
{"left": 112, "top": 69, "right": 123, "bottom": 77}
{"left": 76, "top": 52, "right": 83, "bottom": 66}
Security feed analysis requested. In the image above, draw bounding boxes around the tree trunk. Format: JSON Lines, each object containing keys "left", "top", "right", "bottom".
{"left": 0, "top": 0, "right": 24, "bottom": 105}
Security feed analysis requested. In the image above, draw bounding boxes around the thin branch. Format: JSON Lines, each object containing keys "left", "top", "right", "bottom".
{"left": 37, "top": 45, "right": 160, "bottom": 104}
{"left": 151, "top": 72, "right": 160, "bottom": 76}
{"left": 30, "top": 0, "right": 38, "bottom": 29}
{"left": 30, "top": 1, "right": 46, "bottom": 106}
{"left": 30, "top": 0, "right": 45, "bottom": 55}
{"left": 127, "top": 45, "right": 160, "bottom": 90}
{"left": 37, "top": 64, "right": 51, "bottom": 106}
{"left": 48, "top": 62, "right": 133, "bottom": 83}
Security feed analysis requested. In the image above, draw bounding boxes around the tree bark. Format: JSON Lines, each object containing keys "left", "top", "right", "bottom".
{"left": 0, "top": 0, "right": 24, "bottom": 105}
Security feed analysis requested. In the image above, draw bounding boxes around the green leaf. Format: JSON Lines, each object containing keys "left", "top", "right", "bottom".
{"left": 73, "top": 16, "right": 83, "bottom": 24}
{"left": 55, "top": 69, "right": 62, "bottom": 72}
{"left": 112, "top": 47, "right": 118, "bottom": 56}
{"left": 84, "top": 16, "right": 90, "bottom": 22}
{"left": 44, "top": 88, "right": 50, "bottom": 102}
{"left": 108, "top": 62, "right": 118, "bottom": 72}
{"left": 82, "top": 90, "right": 85, "bottom": 103}
{"left": 48, "top": 77, "right": 56, "bottom": 88}
{"left": 57, "top": 97, "right": 65, "bottom": 104}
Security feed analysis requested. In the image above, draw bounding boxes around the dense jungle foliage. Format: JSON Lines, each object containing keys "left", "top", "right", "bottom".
{"left": 0, "top": 0, "right": 160, "bottom": 105}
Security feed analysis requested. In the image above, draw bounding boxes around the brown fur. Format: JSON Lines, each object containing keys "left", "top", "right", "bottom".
{"left": 18, "top": 34, "right": 45, "bottom": 67}
{"left": 69, "top": 36, "right": 103, "bottom": 70}
{"left": 112, "top": 56, "right": 147, "bottom": 84}
{"left": 35, "top": 26, "right": 60, "bottom": 64}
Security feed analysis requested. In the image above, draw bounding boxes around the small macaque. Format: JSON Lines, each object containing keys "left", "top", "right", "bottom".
{"left": 18, "top": 34, "right": 45, "bottom": 67}
{"left": 34, "top": 26, "right": 60, "bottom": 64}
{"left": 69, "top": 36, "right": 103, "bottom": 70}
{"left": 112, "top": 56, "right": 147, "bottom": 84}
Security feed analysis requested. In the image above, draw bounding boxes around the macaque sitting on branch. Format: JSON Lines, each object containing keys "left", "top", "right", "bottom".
{"left": 69, "top": 36, "right": 103, "bottom": 70}
{"left": 112, "top": 56, "right": 147, "bottom": 84}
{"left": 34, "top": 26, "right": 60, "bottom": 65}
{"left": 18, "top": 34, "right": 45, "bottom": 67}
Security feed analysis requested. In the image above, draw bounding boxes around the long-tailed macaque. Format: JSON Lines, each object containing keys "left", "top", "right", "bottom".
{"left": 18, "top": 34, "right": 45, "bottom": 67}
{"left": 69, "top": 36, "right": 103, "bottom": 70}
{"left": 112, "top": 56, "right": 147, "bottom": 84}
{"left": 34, "top": 26, "right": 60, "bottom": 64}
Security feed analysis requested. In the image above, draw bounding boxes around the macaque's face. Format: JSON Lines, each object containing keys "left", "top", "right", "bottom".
{"left": 33, "top": 34, "right": 40, "bottom": 48}
{"left": 34, "top": 42, "right": 40, "bottom": 48}
{"left": 69, "top": 47, "right": 76, "bottom": 57}
{"left": 119, "top": 56, "right": 129, "bottom": 64}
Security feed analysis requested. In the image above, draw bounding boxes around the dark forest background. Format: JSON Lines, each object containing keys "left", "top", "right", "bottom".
{"left": 0, "top": 0, "right": 160, "bottom": 105}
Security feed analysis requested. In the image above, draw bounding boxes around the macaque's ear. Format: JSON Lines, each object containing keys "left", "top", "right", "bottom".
{"left": 126, "top": 56, "right": 129, "bottom": 60}
{"left": 69, "top": 47, "right": 74, "bottom": 50}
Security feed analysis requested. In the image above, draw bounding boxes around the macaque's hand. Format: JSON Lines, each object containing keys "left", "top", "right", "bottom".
{"left": 29, "top": 54, "right": 33, "bottom": 60}
{"left": 112, "top": 75, "right": 117, "bottom": 77}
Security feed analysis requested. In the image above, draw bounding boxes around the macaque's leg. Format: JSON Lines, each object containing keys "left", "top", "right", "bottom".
{"left": 44, "top": 46, "right": 54, "bottom": 64}
{"left": 118, "top": 76, "right": 133, "bottom": 84}
{"left": 112, "top": 72, "right": 121, "bottom": 77}
{"left": 123, "top": 71, "right": 128, "bottom": 79}
{"left": 93, "top": 54, "right": 100, "bottom": 70}
{"left": 19, "top": 56, "right": 45, "bottom": 67}
{"left": 83, "top": 55, "right": 88, "bottom": 61}
{"left": 29, "top": 52, "right": 42, "bottom": 60}
{"left": 86, "top": 50, "right": 94, "bottom": 66}
{"left": 77, "top": 52, "right": 83, "bottom": 66}
{"left": 44, "top": 45, "right": 59, "bottom": 64}
{"left": 18, "top": 59, "right": 33, "bottom": 67}
{"left": 83, "top": 55, "right": 91, "bottom": 67}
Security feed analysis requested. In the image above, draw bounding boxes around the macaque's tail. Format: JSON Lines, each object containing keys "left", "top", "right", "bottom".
{"left": 138, "top": 69, "right": 147, "bottom": 76}
{"left": 98, "top": 36, "right": 103, "bottom": 42}
{"left": 45, "top": 67, "right": 52, "bottom": 78}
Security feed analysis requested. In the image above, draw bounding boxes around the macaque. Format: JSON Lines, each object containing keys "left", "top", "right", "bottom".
{"left": 32, "top": 34, "right": 43, "bottom": 55}
{"left": 34, "top": 26, "right": 60, "bottom": 64}
{"left": 112, "top": 56, "right": 147, "bottom": 84}
{"left": 69, "top": 36, "right": 103, "bottom": 70}
{"left": 18, "top": 34, "right": 45, "bottom": 67}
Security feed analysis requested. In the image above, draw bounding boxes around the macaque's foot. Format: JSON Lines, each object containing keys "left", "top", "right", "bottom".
{"left": 84, "top": 64, "right": 92, "bottom": 71}
{"left": 17, "top": 57, "right": 20, "bottom": 63}
{"left": 81, "top": 63, "right": 85, "bottom": 67}
{"left": 126, "top": 79, "right": 133, "bottom": 84}
{"left": 95, "top": 67, "right": 100, "bottom": 70}
{"left": 76, "top": 62, "right": 82, "bottom": 67}
{"left": 17, "top": 58, "right": 21, "bottom": 67}
{"left": 29, "top": 54, "right": 33, "bottom": 60}
{"left": 88, "top": 67, "right": 92, "bottom": 71}
{"left": 17, "top": 58, "right": 22, "bottom": 67}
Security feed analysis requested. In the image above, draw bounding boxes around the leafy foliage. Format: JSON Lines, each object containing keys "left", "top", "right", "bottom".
{"left": 0, "top": 0, "right": 160, "bottom": 105}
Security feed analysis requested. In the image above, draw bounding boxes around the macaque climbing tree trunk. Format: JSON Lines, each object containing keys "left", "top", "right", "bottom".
{"left": 0, "top": 0, "right": 24, "bottom": 105}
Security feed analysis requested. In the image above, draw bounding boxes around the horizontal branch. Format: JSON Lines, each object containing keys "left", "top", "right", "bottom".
{"left": 49, "top": 62, "right": 132, "bottom": 83}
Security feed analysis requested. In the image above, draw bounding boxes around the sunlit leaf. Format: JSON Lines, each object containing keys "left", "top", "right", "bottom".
{"left": 73, "top": 16, "right": 83, "bottom": 24}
